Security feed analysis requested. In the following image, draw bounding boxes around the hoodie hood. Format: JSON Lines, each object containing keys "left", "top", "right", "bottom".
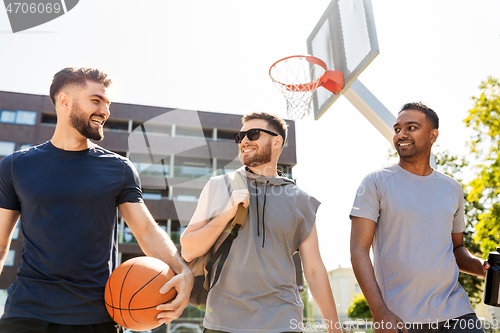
{"left": 233, "top": 166, "right": 295, "bottom": 248}
{"left": 234, "top": 166, "right": 295, "bottom": 186}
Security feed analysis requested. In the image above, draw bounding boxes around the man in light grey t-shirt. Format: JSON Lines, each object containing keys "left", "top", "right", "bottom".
{"left": 350, "top": 102, "right": 489, "bottom": 333}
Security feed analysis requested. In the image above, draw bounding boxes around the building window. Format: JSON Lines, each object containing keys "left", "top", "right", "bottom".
{"left": 0, "top": 289, "right": 8, "bottom": 309}
{"left": 132, "top": 121, "right": 144, "bottom": 131}
{"left": 16, "top": 111, "right": 37, "bottom": 125}
{"left": 123, "top": 227, "right": 136, "bottom": 244}
{"left": 0, "top": 141, "right": 15, "bottom": 156}
{"left": 41, "top": 113, "right": 57, "bottom": 125}
{"left": 17, "top": 143, "right": 32, "bottom": 151}
{"left": 142, "top": 122, "right": 171, "bottom": 135}
{"left": 218, "top": 158, "right": 242, "bottom": 173}
{"left": 103, "top": 119, "right": 129, "bottom": 132}
{"left": 130, "top": 154, "right": 170, "bottom": 178}
{"left": 0, "top": 110, "right": 16, "bottom": 123}
{"left": 173, "top": 187, "right": 200, "bottom": 202}
{"left": 12, "top": 220, "right": 19, "bottom": 240}
{"left": 176, "top": 125, "right": 205, "bottom": 138}
{"left": 4, "top": 250, "right": 15, "bottom": 266}
{"left": 203, "top": 128, "right": 214, "bottom": 139}
{"left": 174, "top": 156, "right": 212, "bottom": 179}
{"left": 0, "top": 110, "right": 37, "bottom": 125}
{"left": 142, "top": 189, "right": 162, "bottom": 200}
{"left": 217, "top": 129, "right": 236, "bottom": 141}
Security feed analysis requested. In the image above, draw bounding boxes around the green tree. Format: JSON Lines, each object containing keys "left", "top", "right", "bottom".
{"left": 300, "top": 280, "right": 313, "bottom": 320}
{"left": 433, "top": 151, "right": 484, "bottom": 305}
{"left": 347, "top": 294, "right": 372, "bottom": 319}
{"left": 464, "top": 76, "right": 500, "bottom": 257}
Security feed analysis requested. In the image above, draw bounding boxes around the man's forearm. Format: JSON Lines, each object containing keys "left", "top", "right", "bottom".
{"left": 454, "top": 245, "right": 487, "bottom": 277}
{"left": 137, "top": 223, "right": 188, "bottom": 274}
{"left": 0, "top": 208, "right": 20, "bottom": 276}
{"left": 350, "top": 218, "right": 406, "bottom": 332}
{"left": 180, "top": 207, "right": 236, "bottom": 262}
{"left": 351, "top": 249, "right": 388, "bottom": 315}
{"left": 306, "top": 268, "right": 342, "bottom": 333}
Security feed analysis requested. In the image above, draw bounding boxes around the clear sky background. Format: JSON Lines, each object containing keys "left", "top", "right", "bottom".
{"left": 1, "top": 0, "right": 499, "bottom": 270}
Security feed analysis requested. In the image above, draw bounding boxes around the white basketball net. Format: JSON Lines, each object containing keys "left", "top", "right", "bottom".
{"left": 270, "top": 56, "right": 326, "bottom": 120}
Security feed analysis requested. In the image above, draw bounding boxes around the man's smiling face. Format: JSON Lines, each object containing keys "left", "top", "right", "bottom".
{"left": 68, "top": 80, "right": 111, "bottom": 141}
{"left": 393, "top": 109, "right": 436, "bottom": 161}
{"left": 238, "top": 119, "right": 275, "bottom": 167}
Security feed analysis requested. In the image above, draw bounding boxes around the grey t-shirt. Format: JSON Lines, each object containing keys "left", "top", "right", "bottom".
{"left": 189, "top": 167, "right": 319, "bottom": 332}
{"left": 350, "top": 164, "right": 474, "bottom": 323}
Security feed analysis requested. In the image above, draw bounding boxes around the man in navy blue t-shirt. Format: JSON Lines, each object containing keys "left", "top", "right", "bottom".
{"left": 0, "top": 67, "right": 194, "bottom": 333}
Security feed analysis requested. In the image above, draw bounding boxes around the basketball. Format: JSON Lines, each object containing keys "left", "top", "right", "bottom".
{"left": 105, "top": 256, "right": 177, "bottom": 330}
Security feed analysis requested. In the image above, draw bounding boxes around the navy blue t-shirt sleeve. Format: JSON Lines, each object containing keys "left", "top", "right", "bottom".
{"left": 117, "top": 159, "right": 143, "bottom": 205}
{"left": 0, "top": 155, "right": 20, "bottom": 211}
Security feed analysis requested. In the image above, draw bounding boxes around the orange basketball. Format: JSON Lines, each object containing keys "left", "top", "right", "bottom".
{"left": 105, "top": 256, "right": 177, "bottom": 331}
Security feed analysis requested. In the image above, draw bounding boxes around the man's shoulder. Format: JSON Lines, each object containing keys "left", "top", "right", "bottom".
{"left": 208, "top": 168, "right": 246, "bottom": 188}
{"left": 210, "top": 173, "right": 227, "bottom": 181}
{"left": 5, "top": 141, "right": 51, "bottom": 163}
{"left": 287, "top": 181, "right": 313, "bottom": 200}
{"left": 90, "top": 144, "right": 133, "bottom": 166}
{"left": 361, "top": 164, "right": 401, "bottom": 183}
{"left": 208, "top": 173, "right": 228, "bottom": 185}
{"left": 91, "top": 144, "right": 123, "bottom": 158}
{"left": 207, "top": 173, "right": 232, "bottom": 196}
{"left": 433, "top": 169, "right": 463, "bottom": 193}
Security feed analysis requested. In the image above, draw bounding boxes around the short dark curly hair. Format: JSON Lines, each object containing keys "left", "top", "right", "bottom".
{"left": 49, "top": 67, "right": 112, "bottom": 105}
{"left": 399, "top": 102, "right": 439, "bottom": 129}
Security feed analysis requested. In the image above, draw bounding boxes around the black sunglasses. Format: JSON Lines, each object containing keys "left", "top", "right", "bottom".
{"left": 234, "top": 128, "right": 278, "bottom": 144}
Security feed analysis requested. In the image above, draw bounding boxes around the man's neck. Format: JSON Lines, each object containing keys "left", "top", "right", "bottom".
{"left": 245, "top": 163, "right": 278, "bottom": 177}
{"left": 51, "top": 126, "right": 91, "bottom": 151}
{"left": 398, "top": 157, "right": 433, "bottom": 176}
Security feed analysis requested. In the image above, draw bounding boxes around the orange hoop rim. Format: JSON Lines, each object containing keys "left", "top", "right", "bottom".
{"left": 269, "top": 55, "right": 329, "bottom": 92}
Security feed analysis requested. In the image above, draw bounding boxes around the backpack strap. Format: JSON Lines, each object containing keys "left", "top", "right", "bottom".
{"left": 204, "top": 171, "right": 248, "bottom": 291}
{"left": 205, "top": 222, "right": 241, "bottom": 291}
{"left": 227, "top": 171, "right": 248, "bottom": 231}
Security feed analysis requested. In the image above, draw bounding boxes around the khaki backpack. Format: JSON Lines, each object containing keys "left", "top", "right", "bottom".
{"left": 187, "top": 172, "right": 248, "bottom": 311}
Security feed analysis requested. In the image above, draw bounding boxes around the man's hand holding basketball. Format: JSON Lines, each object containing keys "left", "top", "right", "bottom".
{"left": 157, "top": 264, "right": 194, "bottom": 324}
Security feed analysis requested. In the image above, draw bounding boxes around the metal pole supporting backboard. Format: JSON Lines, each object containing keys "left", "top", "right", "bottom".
{"left": 344, "top": 79, "right": 436, "bottom": 168}
{"left": 343, "top": 79, "right": 395, "bottom": 142}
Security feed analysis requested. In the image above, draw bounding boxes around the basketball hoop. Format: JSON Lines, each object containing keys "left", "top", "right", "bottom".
{"left": 269, "top": 55, "right": 344, "bottom": 120}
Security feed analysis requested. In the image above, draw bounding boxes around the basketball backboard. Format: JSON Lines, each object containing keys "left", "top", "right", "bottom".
{"left": 307, "top": 0, "right": 379, "bottom": 120}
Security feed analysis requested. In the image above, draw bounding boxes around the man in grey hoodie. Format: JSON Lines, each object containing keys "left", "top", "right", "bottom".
{"left": 180, "top": 112, "right": 341, "bottom": 333}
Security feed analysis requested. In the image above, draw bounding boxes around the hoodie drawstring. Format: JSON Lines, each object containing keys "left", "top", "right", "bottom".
{"left": 261, "top": 181, "right": 269, "bottom": 248}
{"left": 254, "top": 179, "right": 269, "bottom": 248}
{"left": 254, "top": 180, "right": 260, "bottom": 237}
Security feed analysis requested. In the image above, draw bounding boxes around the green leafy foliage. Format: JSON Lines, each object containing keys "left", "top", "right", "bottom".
{"left": 433, "top": 151, "right": 484, "bottom": 305}
{"left": 347, "top": 294, "right": 372, "bottom": 319}
{"left": 300, "top": 280, "right": 313, "bottom": 320}
{"left": 464, "top": 77, "right": 500, "bottom": 257}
